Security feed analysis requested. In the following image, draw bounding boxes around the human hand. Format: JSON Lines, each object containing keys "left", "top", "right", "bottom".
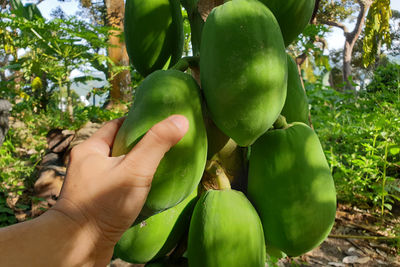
{"left": 51, "top": 115, "right": 189, "bottom": 260}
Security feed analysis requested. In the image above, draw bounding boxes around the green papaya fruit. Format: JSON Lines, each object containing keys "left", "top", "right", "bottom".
{"left": 114, "top": 191, "right": 197, "bottom": 264}
{"left": 124, "top": 0, "right": 183, "bottom": 76}
{"left": 281, "top": 55, "right": 309, "bottom": 125}
{"left": 200, "top": 0, "right": 287, "bottom": 147}
{"left": 112, "top": 70, "right": 207, "bottom": 217}
{"left": 187, "top": 189, "right": 266, "bottom": 267}
{"left": 257, "top": 0, "right": 315, "bottom": 46}
{"left": 248, "top": 122, "right": 336, "bottom": 256}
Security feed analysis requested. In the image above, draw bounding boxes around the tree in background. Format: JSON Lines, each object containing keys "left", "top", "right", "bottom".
{"left": 294, "top": 0, "right": 394, "bottom": 91}
{"left": 317, "top": 0, "right": 373, "bottom": 90}
{"left": 80, "top": 0, "right": 131, "bottom": 108}
{"left": 327, "top": 4, "right": 397, "bottom": 90}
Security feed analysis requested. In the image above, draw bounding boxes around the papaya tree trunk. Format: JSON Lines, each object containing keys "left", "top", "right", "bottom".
{"left": 104, "top": 0, "right": 131, "bottom": 107}
{"left": 58, "top": 79, "right": 64, "bottom": 121}
{"left": 66, "top": 81, "right": 74, "bottom": 122}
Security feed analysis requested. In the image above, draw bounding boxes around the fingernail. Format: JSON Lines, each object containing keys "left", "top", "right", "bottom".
{"left": 169, "top": 115, "right": 189, "bottom": 133}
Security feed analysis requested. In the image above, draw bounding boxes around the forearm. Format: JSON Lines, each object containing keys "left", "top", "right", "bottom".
{"left": 0, "top": 208, "right": 113, "bottom": 267}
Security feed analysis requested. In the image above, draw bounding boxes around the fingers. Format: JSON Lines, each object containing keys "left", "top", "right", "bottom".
{"left": 119, "top": 115, "right": 189, "bottom": 180}
{"left": 85, "top": 117, "right": 126, "bottom": 155}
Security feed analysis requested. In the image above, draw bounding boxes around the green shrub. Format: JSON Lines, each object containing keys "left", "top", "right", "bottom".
{"left": 367, "top": 62, "right": 400, "bottom": 94}
{"left": 308, "top": 79, "right": 400, "bottom": 215}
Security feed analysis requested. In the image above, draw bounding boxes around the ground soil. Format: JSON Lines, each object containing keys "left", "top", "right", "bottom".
{"left": 277, "top": 203, "right": 400, "bottom": 267}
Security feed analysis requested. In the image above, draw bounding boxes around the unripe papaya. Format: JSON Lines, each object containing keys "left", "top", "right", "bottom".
{"left": 248, "top": 122, "right": 336, "bottom": 256}
{"left": 281, "top": 54, "right": 309, "bottom": 125}
{"left": 114, "top": 191, "right": 197, "bottom": 264}
{"left": 112, "top": 70, "right": 207, "bottom": 217}
{"left": 124, "top": 0, "right": 183, "bottom": 76}
{"left": 200, "top": 0, "right": 287, "bottom": 147}
{"left": 187, "top": 189, "right": 266, "bottom": 267}
{"left": 258, "top": 0, "right": 316, "bottom": 46}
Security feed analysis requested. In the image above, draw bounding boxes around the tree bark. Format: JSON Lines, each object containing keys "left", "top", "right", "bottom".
{"left": 104, "top": 0, "right": 131, "bottom": 107}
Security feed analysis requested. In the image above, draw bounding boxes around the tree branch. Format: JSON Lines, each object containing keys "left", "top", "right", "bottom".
{"left": 310, "top": 0, "right": 321, "bottom": 24}
{"left": 319, "top": 19, "right": 348, "bottom": 33}
{"left": 315, "top": 36, "right": 328, "bottom": 51}
{"left": 347, "top": 0, "right": 371, "bottom": 45}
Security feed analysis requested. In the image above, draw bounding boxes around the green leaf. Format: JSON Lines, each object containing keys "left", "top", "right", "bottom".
{"left": 362, "top": 0, "right": 392, "bottom": 67}
{"left": 389, "top": 146, "right": 400, "bottom": 155}
{"left": 383, "top": 203, "right": 392, "bottom": 210}
{"left": 15, "top": 204, "right": 30, "bottom": 210}
{"left": 0, "top": 206, "right": 14, "bottom": 214}
{"left": 7, "top": 217, "right": 17, "bottom": 224}
{"left": 0, "top": 214, "right": 8, "bottom": 222}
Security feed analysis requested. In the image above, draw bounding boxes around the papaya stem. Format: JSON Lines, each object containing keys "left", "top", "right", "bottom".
{"left": 216, "top": 170, "right": 231, "bottom": 190}
{"left": 171, "top": 56, "right": 200, "bottom": 72}
{"left": 273, "top": 115, "right": 288, "bottom": 129}
{"left": 202, "top": 160, "right": 231, "bottom": 190}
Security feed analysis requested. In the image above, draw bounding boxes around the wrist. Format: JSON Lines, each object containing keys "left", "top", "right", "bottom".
{"left": 49, "top": 198, "right": 115, "bottom": 266}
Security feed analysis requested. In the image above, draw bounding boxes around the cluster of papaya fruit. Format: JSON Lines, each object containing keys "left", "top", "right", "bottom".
{"left": 112, "top": 0, "right": 337, "bottom": 266}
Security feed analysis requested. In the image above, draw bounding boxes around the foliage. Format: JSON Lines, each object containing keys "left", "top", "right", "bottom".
{"left": 367, "top": 62, "right": 400, "bottom": 93}
{"left": 308, "top": 77, "right": 400, "bottom": 215}
{"left": 0, "top": 10, "right": 128, "bottom": 116}
{"left": 363, "top": 0, "right": 392, "bottom": 67}
{"left": 288, "top": 23, "right": 331, "bottom": 83}
{"left": 10, "top": 0, "right": 42, "bottom": 20}
{"left": 316, "top": 0, "right": 356, "bottom": 23}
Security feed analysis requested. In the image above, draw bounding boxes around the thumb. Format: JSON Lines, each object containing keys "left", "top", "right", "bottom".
{"left": 119, "top": 115, "right": 189, "bottom": 181}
